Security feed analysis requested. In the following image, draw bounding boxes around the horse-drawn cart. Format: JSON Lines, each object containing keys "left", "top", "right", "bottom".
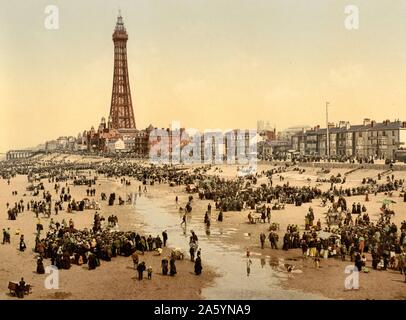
{"left": 8, "top": 281, "right": 32, "bottom": 296}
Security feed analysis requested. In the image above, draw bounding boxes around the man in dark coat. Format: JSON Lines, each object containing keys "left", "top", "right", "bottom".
{"left": 137, "top": 262, "right": 146, "bottom": 280}
{"left": 260, "top": 233, "right": 266, "bottom": 249}
{"left": 16, "top": 278, "right": 26, "bottom": 299}
{"left": 162, "top": 231, "right": 168, "bottom": 247}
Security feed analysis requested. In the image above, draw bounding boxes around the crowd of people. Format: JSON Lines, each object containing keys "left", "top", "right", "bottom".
{"left": 259, "top": 198, "right": 406, "bottom": 282}
{"left": 2, "top": 156, "right": 406, "bottom": 300}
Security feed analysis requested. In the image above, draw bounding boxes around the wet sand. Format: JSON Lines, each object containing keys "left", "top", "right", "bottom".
{"left": 138, "top": 163, "right": 406, "bottom": 300}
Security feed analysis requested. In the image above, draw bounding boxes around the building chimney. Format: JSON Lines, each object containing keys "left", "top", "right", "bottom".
{"left": 402, "top": 121, "right": 406, "bottom": 128}
{"left": 338, "top": 121, "right": 350, "bottom": 129}
{"left": 363, "top": 118, "right": 371, "bottom": 126}
{"left": 371, "top": 120, "right": 376, "bottom": 127}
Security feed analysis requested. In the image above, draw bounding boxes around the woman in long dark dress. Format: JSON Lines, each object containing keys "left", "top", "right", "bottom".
{"left": 88, "top": 253, "right": 97, "bottom": 270}
{"left": 169, "top": 257, "right": 177, "bottom": 276}
{"left": 62, "top": 251, "right": 71, "bottom": 269}
{"left": 161, "top": 259, "right": 169, "bottom": 275}
{"left": 36, "top": 257, "right": 45, "bottom": 274}
{"left": 189, "top": 245, "right": 195, "bottom": 262}
{"left": 19, "top": 235, "right": 26, "bottom": 252}
{"left": 217, "top": 211, "right": 223, "bottom": 222}
{"left": 194, "top": 256, "right": 202, "bottom": 275}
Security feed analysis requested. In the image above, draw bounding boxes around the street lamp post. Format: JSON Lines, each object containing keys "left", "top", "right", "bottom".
{"left": 326, "top": 102, "right": 330, "bottom": 158}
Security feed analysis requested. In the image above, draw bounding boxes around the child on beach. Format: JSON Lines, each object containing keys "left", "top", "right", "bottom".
{"left": 314, "top": 256, "right": 320, "bottom": 269}
{"left": 147, "top": 266, "right": 153, "bottom": 279}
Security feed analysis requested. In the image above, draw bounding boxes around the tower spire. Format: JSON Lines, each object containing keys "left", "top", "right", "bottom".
{"left": 109, "top": 12, "right": 136, "bottom": 130}
{"left": 115, "top": 9, "right": 125, "bottom": 32}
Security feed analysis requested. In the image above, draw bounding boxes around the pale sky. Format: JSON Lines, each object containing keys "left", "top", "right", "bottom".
{"left": 2, "top": 0, "right": 406, "bottom": 152}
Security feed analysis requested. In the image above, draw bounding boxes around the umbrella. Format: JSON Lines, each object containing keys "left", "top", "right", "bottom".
{"left": 378, "top": 199, "right": 396, "bottom": 205}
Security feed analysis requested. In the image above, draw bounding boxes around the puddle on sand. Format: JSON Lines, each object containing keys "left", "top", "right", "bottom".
{"left": 130, "top": 195, "right": 326, "bottom": 300}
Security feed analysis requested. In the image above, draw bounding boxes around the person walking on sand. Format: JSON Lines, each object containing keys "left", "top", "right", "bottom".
{"left": 266, "top": 206, "right": 271, "bottom": 223}
{"left": 169, "top": 256, "right": 177, "bottom": 276}
{"left": 19, "top": 235, "right": 26, "bottom": 252}
{"left": 2, "top": 229, "right": 7, "bottom": 245}
{"left": 161, "top": 258, "right": 169, "bottom": 275}
{"left": 132, "top": 251, "right": 139, "bottom": 269}
{"left": 137, "top": 261, "right": 146, "bottom": 280}
{"left": 194, "top": 254, "right": 202, "bottom": 275}
{"left": 260, "top": 232, "right": 266, "bottom": 249}
{"left": 217, "top": 210, "right": 223, "bottom": 222}
{"left": 181, "top": 214, "right": 186, "bottom": 227}
{"left": 189, "top": 243, "right": 196, "bottom": 262}
{"left": 314, "top": 255, "right": 320, "bottom": 269}
{"left": 162, "top": 230, "right": 168, "bottom": 247}
{"left": 246, "top": 258, "right": 252, "bottom": 276}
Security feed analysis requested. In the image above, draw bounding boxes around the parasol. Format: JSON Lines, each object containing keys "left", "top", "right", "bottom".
{"left": 378, "top": 199, "right": 396, "bottom": 205}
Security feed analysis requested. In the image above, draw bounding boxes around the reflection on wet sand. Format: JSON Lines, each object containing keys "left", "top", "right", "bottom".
{"left": 133, "top": 194, "right": 324, "bottom": 300}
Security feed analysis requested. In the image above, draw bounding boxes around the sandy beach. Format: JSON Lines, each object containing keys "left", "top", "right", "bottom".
{"left": 1, "top": 154, "right": 406, "bottom": 300}
{"left": 0, "top": 159, "right": 215, "bottom": 300}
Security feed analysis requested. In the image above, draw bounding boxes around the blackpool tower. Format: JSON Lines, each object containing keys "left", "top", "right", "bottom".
{"left": 109, "top": 12, "right": 136, "bottom": 130}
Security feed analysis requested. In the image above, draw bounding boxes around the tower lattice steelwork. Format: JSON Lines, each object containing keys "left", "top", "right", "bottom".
{"left": 109, "top": 12, "right": 136, "bottom": 130}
